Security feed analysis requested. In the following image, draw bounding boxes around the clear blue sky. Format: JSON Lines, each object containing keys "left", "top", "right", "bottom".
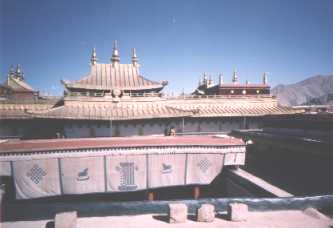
{"left": 1, "top": 0, "right": 333, "bottom": 95}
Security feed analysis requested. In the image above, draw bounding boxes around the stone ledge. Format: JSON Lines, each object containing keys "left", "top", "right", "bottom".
{"left": 55, "top": 211, "right": 77, "bottom": 228}
{"left": 228, "top": 203, "right": 248, "bottom": 222}
{"left": 168, "top": 203, "right": 187, "bottom": 223}
{"left": 197, "top": 204, "right": 215, "bottom": 222}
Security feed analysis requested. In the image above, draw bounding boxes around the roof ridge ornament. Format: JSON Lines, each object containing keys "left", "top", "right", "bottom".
{"left": 8, "top": 65, "right": 15, "bottom": 79}
{"left": 219, "top": 73, "right": 224, "bottom": 86}
{"left": 111, "top": 40, "right": 120, "bottom": 65}
{"left": 91, "top": 47, "right": 98, "bottom": 66}
{"left": 263, "top": 72, "right": 268, "bottom": 85}
{"left": 203, "top": 73, "right": 208, "bottom": 86}
{"left": 208, "top": 75, "right": 213, "bottom": 86}
{"left": 232, "top": 69, "right": 238, "bottom": 83}
{"left": 15, "top": 64, "right": 24, "bottom": 81}
{"left": 132, "top": 48, "right": 139, "bottom": 67}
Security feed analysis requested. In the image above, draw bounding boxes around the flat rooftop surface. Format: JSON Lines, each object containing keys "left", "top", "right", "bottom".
{"left": 2, "top": 210, "right": 332, "bottom": 228}
{"left": 0, "top": 135, "right": 244, "bottom": 153}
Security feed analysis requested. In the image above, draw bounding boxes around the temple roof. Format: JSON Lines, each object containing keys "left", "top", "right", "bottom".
{"left": 22, "top": 96, "right": 303, "bottom": 120}
{"left": 62, "top": 44, "right": 167, "bottom": 92}
{"left": 26, "top": 101, "right": 193, "bottom": 120}
{"left": 0, "top": 135, "right": 245, "bottom": 153}
{"left": 196, "top": 71, "right": 271, "bottom": 95}
{"left": 0, "top": 104, "right": 56, "bottom": 119}
{"left": 62, "top": 63, "right": 165, "bottom": 92}
{"left": 218, "top": 83, "right": 270, "bottom": 88}
{"left": 1, "top": 65, "right": 35, "bottom": 93}
{"left": 5, "top": 76, "right": 35, "bottom": 92}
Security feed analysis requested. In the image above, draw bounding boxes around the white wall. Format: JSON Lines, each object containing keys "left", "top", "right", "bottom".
{"left": 61, "top": 117, "right": 263, "bottom": 138}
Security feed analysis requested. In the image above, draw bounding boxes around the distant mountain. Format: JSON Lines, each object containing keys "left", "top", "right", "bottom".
{"left": 271, "top": 75, "right": 333, "bottom": 106}
{"left": 302, "top": 93, "right": 333, "bottom": 105}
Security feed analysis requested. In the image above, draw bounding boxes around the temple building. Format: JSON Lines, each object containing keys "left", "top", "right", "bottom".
{"left": 0, "top": 41, "right": 303, "bottom": 139}
{"left": 0, "top": 65, "right": 39, "bottom": 101}
{"left": 0, "top": 135, "right": 246, "bottom": 199}
{"left": 61, "top": 41, "right": 167, "bottom": 96}
{"left": 194, "top": 71, "right": 270, "bottom": 96}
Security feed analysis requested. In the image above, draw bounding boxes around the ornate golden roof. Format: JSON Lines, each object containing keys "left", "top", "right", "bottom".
{"left": 19, "top": 95, "right": 303, "bottom": 121}
{"left": 62, "top": 63, "right": 164, "bottom": 92}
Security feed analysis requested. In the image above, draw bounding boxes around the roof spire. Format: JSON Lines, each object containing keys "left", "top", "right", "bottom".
{"left": 232, "top": 69, "right": 238, "bottom": 83}
{"left": 8, "top": 65, "right": 15, "bottom": 79}
{"left": 219, "top": 73, "right": 224, "bottom": 86}
{"left": 203, "top": 73, "right": 208, "bottom": 86}
{"left": 208, "top": 75, "right": 213, "bottom": 86}
{"left": 132, "top": 48, "right": 139, "bottom": 67}
{"left": 15, "top": 64, "right": 24, "bottom": 80}
{"left": 111, "top": 40, "right": 120, "bottom": 65}
{"left": 91, "top": 47, "right": 98, "bottom": 65}
{"left": 263, "top": 72, "right": 268, "bottom": 84}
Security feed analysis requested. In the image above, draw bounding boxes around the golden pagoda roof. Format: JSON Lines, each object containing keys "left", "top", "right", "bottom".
{"left": 18, "top": 95, "right": 303, "bottom": 121}
{"left": 5, "top": 75, "right": 35, "bottom": 92}
{"left": 62, "top": 63, "right": 165, "bottom": 92}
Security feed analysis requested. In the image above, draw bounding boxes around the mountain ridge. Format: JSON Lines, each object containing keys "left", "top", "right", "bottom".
{"left": 271, "top": 75, "right": 333, "bottom": 106}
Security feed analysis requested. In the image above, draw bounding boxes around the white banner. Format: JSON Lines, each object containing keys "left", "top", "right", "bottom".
{"left": 224, "top": 153, "right": 236, "bottom": 165}
{"left": 106, "top": 155, "right": 147, "bottom": 192}
{"left": 235, "top": 153, "right": 246, "bottom": 165}
{"left": 60, "top": 157, "right": 105, "bottom": 194}
{"left": 13, "top": 159, "right": 61, "bottom": 199}
{"left": 148, "top": 154, "right": 186, "bottom": 188}
{"left": 0, "top": 161, "right": 11, "bottom": 176}
{"left": 186, "top": 154, "right": 224, "bottom": 185}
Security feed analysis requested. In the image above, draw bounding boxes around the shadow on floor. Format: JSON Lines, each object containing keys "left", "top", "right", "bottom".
{"left": 152, "top": 215, "right": 169, "bottom": 223}
{"left": 45, "top": 221, "right": 54, "bottom": 228}
{"left": 187, "top": 214, "right": 197, "bottom": 221}
{"left": 216, "top": 213, "right": 229, "bottom": 220}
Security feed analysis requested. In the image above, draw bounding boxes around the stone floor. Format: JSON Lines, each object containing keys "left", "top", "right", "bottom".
{"left": 2, "top": 210, "right": 333, "bottom": 228}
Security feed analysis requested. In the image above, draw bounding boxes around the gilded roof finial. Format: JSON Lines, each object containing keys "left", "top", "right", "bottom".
{"left": 232, "top": 69, "right": 238, "bottom": 83}
{"left": 15, "top": 64, "right": 24, "bottom": 80}
{"left": 16, "top": 64, "right": 21, "bottom": 73}
{"left": 8, "top": 65, "right": 15, "bottom": 79}
{"left": 111, "top": 40, "right": 120, "bottom": 64}
{"left": 203, "top": 73, "right": 208, "bottom": 86}
{"left": 91, "top": 47, "right": 98, "bottom": 65}
{"left": 208, "top": 75, "right": 213, "bottom": 86}
{"left": 132, "top": 48, "right": 139, "bottom": 67}
{"left": 263, "top": 72, "right": 268, "bottom": 84}
{"left": 219, "top": 73, "right": 224, "bottom": 86}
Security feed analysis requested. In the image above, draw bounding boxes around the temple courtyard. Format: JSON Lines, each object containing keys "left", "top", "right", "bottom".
{"left": 2, "top": 210, "right": 332, "bottom": 228}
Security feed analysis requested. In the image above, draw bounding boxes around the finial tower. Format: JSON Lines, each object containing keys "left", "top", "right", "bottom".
{"left": 8, "top": 65, "right": 15, "bottom": 79}
{"left": 91, "top": 47, "right": 98, "bottom": 65}
{"left": 263, "top": 72, "right": 268, "bottom": 84}
{"left": 203, "top": 73, "right": 208, "bottom": 86}
{"left": 132, "top": 48, "right": 139, "bottom": 67}
{"left": 219, "top": 73, "right": 224, "bottom": 86}
{"left": 111, "top": 40, "right": 120, "bottom": 65}
{"left": 15, "top": 64, "right": 24, "bottom": 80}
{"left": 208, "top": 75, "right": 213, "bottom": 86}
{"left": 232, "top": 69, "right": 238, "bottom": 83}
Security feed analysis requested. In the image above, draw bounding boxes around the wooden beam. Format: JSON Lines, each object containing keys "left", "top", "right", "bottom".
{"left": 193, "top": 186, "right": 200, "bottom": 199}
